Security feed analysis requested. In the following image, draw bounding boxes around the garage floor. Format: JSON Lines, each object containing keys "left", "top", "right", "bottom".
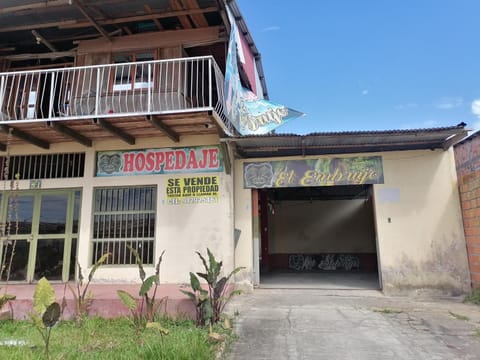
{"left": 259, "top": 271, "right": 380, "bottom": 289}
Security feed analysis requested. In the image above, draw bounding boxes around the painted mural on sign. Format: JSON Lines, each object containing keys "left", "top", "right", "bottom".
{"left": 96, "top": 145, "right": 223, "bottom": 177}
{"left": 166, "top": 175, "right": 219, "bottom": 205}
{"left": 244, "top": 156, "right": 384, "bottom": 188}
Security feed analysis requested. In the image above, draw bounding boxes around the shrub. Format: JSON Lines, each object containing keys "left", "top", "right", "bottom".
{"left": 182, "top": 248, "right": 244, "bottom": 327}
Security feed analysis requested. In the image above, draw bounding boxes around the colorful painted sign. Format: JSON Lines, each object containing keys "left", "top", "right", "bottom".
{"left": 224, "top": 7, "right": 304, "bottom": 135}
{"left": 243, "top": 156, "right": 384, "bottom": 188}
{"left": 166, "top": 175, "right": 219, "bottom": 205}
{"left": 96, "top": 145, "right": 223, "bottom": 177}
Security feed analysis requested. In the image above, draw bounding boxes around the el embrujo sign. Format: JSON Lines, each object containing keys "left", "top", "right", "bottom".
{"left": 243, "top": 156, "right": 384, "bottom": 188}
{"left": 166, "top": 175, "right": 219, "bottom": 205}
{"left": 96, "top": 145, "right": 223, "bottom": 176}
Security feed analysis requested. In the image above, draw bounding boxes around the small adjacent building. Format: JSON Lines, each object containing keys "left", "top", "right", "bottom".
{"left": 231, "top": 128, "right": 471, "bottom": 294}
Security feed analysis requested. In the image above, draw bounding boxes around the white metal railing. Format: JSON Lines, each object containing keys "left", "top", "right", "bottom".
{"left": 0, "top": 56, "right": 232, "bottom": 133}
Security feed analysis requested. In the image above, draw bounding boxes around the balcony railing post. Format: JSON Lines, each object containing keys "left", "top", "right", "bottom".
{"left": 147, "top": 63, "right": 152, "bottom": 113}
{"left": 208, "top": 57, "right": 212, "bottom": 108}
{"left": 0, "top": 75, "right": 4, "bottom": 115}
{"left": 49, "top": 72, "right": 55, "bottom": 119}
{"left": 95, "top": 68, "right": 100, "bottom": 117}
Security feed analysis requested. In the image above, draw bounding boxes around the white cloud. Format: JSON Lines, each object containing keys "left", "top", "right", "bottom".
{"left": 394, "top": 103, "right": 419, "bottom": 110}
{"left": 361, "top": 89, "right": 369, "bottom": 96}
{"left": 262, "top": 26, "right": 280, "bottom": 32}
{"left": 434, "top": 96, "right": 463, "bottom": 109}
{"left": 472, "top": 99, "right": 480, "bottom": 117}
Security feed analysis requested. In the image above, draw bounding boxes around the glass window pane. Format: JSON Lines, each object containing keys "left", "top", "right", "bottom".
{"left": 16, "top": 195, "right": 34, "bottom": 235}
{"left": 72, "top": 191, "right": 81, "bottom": 234}
{"left": 39, "top": 194, "right": 68, "bottom": 234}
{"left": 1, "top": 240, "right": 29, "bottom": 281}
{"left": 35, "top": 239, "right": 64, "bottom": 281}
{"left": 69, "top": 238, "right": 77, "bottom": 281}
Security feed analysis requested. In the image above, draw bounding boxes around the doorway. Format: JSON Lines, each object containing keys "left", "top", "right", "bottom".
{"left": 257, "top": 185, "right": 380, "bottom": 289}
{"left": 0, "top": 189, "right": 81, "bottom": 283}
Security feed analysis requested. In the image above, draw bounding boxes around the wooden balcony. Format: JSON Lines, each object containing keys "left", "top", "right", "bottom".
{"left": 0, "top": 56, "right": 231, "bottom": 149}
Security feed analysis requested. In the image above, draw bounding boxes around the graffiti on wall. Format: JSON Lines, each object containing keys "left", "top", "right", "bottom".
{"left": 288, "top": 254, "right": 361, "bottom": 271}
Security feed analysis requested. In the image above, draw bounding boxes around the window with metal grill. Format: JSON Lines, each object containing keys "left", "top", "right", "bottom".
{"left": 91, "top": 186, "right": 156, "bottom": 265}
{"left": 0, "top": 153, "right": 85, "bottom": 180}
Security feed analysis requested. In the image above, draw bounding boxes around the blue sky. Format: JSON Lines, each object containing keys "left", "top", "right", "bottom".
{"left": 236, "top": 0, "right": 480, "bottom": 134}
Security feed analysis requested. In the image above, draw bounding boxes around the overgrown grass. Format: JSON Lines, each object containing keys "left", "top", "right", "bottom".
{"left": 464, "top": 287, "right": 480, "bottom": 305}
{"left": 0, "top": 316, "right": 231, "bottom": 359}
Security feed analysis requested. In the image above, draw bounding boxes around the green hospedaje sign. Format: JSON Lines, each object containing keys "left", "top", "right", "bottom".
{"left": 243, "top": 156, "right": 384, "bottom": 188}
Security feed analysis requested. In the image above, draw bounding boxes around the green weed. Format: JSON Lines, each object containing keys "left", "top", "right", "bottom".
{"left": 464, "top": 287, "right": 480, "bottom": 305}
{"left": 373, "top": 308, "right": 403, "bottom": 314}
{"left": 448, "top": 311, "right": 470, "bottom": 321}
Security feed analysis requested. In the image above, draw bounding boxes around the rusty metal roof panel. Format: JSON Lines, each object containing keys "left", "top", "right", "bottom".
{"left": 227, "top": 125, "right": 468, "bottom": 158}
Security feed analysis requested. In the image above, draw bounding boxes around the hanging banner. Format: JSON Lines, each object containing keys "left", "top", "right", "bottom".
{"left": 243, "top": 156, "right": 384, "bottom": 188}
{"left": 96, "top": 145, "right": 223, "bottom": 177}
{"left": 224, "top": 7, "right": 304, "bottom": 135}
{"left": 166, "top": 175, "right": 219, "bottom": 205}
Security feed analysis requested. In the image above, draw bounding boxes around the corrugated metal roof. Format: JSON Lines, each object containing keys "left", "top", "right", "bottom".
{"left": 454, "top": 129, "right": 480, "bottom": 147}
{"left": 225, "top": 125, "right": 468, "bottom": 158}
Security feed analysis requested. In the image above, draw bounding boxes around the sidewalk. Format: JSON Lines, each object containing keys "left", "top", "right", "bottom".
{"left": 224, "top": 289, "right": 480, "bottom": 360}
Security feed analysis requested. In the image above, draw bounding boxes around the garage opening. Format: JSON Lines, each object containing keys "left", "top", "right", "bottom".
{"left": 258, "top": 185, "right": 380, "bottom": 289}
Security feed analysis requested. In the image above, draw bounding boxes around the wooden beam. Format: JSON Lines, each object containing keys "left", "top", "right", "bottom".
{"left": 77, "top": 26, "right": 222, "bottom": 54}
{"left": 219, "top": 141, "right": 231, "bottom": 175}
{"left": 0, "top": 125, "right": 49, "bottom": 149}
{"left": 0, "top": 20, "right": 78, "bottom": 33}
{"left": 182, "top": 0, "right": 209, "bottom": 27}
{"left": 0, "top": 0, "right": 71, "bottom": 14}
{"left": 72, "top": 0, "right": 111, "bottom": 41}
{"left": 146, "top": 115, "right": 179, "bottom": 143}
{"left": 47, "top": 121, "right": 92, "bottom": 147}
{"left": 31, "top": 30, "right": 58, "bottom": 52}
{"left": 92, "top": 118, "right": 135, "bottom": 145}
{"left": 1, "top": 51, "right": 76, "bottom": 61}
{"left": 59, "top": 7, "right": 217, "bottom": 29}
{"left": 170, "top": 0, "right": 193, "bottom": 29}
{"left": 144, "top": 4, "right": 164, "bottom": 31}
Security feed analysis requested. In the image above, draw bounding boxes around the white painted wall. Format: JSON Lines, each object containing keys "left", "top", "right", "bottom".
{"left": 373, "top": 149, "right": 470, "bottom": 294}
{"left": 0, "top": 134, "right": 235, "bottom": 284}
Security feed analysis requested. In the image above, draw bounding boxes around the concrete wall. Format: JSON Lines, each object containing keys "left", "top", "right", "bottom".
{"left": 0, "top": 134, "right": 234, "bottom": 284}
{"left": 234, "top": 149, "right": 470, "bottom": 294}
{"left": 373, "top": 149, "right": 469, "bottom": 294}
{"left": 268, "top": 199, "right": 376, "bottom": 254}
{"left": 455, "top": 132, "right": 480, "bottom": 288}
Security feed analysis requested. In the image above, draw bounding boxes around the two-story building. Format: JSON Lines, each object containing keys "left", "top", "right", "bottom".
{"left": 0, "top": 0, "right": 472, "bottom": 300}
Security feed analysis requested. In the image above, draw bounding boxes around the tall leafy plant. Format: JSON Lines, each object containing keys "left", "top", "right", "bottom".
{"left": 117, "top": 245, "right": 167, "bottom": 331}
{"left": 30, "top": 277, "right": 61, "bottom": 358}
{"left": 68, "top": 253, "right": 110, "bottom": 322}
{"left": 182, "top": 248, "right": 244, "bottom": 327}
